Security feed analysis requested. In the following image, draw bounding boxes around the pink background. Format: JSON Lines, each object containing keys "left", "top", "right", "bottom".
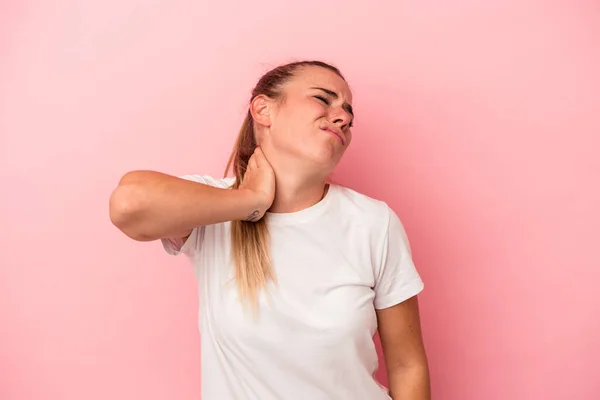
{"left": 2, "top": 1, "right": 599, "bottom": 399}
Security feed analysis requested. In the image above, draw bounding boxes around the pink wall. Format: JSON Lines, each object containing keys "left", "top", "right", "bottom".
{"left": 2, "top": 1, "right": 599, "bottom": 399}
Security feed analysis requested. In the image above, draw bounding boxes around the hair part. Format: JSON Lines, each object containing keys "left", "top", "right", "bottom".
{"left": 223, "top": 60, "right": 345, "bottom": 315}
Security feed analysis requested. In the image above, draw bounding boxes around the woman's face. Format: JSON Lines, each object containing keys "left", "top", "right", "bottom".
{"left": 259, "top": 66, "right": 354, "bottom": 174}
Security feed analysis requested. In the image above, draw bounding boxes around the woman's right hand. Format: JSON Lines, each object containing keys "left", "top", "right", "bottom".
{"left": 109, "top": 147, "right": 276, "bottom": 241}
{"left": 238, "top": 146, "right": 276, "bottom": 221}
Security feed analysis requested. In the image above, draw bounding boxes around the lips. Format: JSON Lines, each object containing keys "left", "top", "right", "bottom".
{"left": 321, "top": 126, "right": 345, "bottom": 145}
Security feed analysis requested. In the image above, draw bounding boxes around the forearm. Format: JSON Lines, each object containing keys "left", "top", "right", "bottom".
{"left": 109, "top": 170, "right": 258, "bottom": 241}
{"left": 387, "top": 364, "right": 431, "bottom": 400}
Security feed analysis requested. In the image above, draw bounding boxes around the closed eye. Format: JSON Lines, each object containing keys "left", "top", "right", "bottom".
{"left": 315, "top": 95, "right": 330, "bottom": 105}
{"left": 315, "top": 94, "right": 353, "bottom": 128}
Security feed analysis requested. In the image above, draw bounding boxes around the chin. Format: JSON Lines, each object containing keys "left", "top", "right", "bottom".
{"left": 304, "top": 145, "right": 343, "bottom": 171}
{"left": 278, "top": 140, "right": 343, "bottom": 172}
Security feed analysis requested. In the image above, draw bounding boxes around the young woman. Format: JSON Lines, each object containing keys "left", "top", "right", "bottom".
{"left": 109, "top": 60, "right": 430, "bottom": 399}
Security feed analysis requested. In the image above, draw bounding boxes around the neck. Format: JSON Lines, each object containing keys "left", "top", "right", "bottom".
{"left": 268, "top": 161, "right": 329, "bottom": 214}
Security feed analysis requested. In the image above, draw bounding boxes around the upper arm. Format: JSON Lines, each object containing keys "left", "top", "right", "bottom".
{"left": 161, "top": 226, "right": 202, "bottom": 257}
{"left": 174, "top": 229, "right": 193, "bottom": 243}
{"left": 373, "top": 206, "right": 424, "bottom": 310}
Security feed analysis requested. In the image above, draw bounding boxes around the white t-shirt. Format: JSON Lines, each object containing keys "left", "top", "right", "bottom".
{"left": 161, "top": 175, "right": 424, "bottom": 400}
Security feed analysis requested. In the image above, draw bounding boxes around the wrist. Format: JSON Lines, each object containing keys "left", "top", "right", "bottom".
{"left": 234, "top": 188, "right": 264, "bottom": 221}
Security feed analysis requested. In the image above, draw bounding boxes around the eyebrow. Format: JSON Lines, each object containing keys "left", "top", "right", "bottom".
{"left": 310, "top": 87, "right": 354, "bottom": 118}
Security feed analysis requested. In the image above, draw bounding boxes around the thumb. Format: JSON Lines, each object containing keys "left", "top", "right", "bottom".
{"left": 254, "top": 146, "right": 265, "bottom": 167}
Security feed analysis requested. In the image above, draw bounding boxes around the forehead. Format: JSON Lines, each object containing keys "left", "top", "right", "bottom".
{"left": 288, "top": 66, "right": 353, "bottom": 103}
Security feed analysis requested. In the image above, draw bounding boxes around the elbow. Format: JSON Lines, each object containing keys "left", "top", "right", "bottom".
{"left": 109, "top": 184, "right": 134, "bottom": 228}
{"left": 109, "top": 182, "right": 150, "bottom": 241}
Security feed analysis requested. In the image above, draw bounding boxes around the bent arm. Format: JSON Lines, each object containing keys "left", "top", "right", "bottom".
{"left": 109, "top": 170, "right": 258, "bottom": 241}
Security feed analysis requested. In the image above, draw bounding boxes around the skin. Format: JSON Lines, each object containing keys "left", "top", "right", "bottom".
{"left": 109, "top": 65, "right": 430, "bottom": 398}
{"left": 250, "top": 65, "right": 431, "bottom": 399}
{"left": 249, "top": 65, "right": 354, "bottom": 214}
{"left": 377, "top": 296, "right": 431, "bottom": 399}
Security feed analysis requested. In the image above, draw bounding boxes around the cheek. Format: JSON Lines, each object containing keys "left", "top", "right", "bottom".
{"left": 291, "top": 99, "right": 326, "bottom": 121}
{"left": 271, "top": 101, "right": 328, "bottom": 146}
{"left": 311, "top": 102, "right": 328, "bottom": 118}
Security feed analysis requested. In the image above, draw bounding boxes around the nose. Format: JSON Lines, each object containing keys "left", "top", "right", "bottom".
{"left": 330, "top": 107, "right": 352, "bottom": 129}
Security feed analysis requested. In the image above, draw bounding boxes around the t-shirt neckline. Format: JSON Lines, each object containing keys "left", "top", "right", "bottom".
{"left": 265, "top": 184, "right": 337, "bottom": 225}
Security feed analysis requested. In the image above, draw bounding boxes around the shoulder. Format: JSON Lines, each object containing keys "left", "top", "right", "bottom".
{"left": 330, "top": 184, "right": 395, "bottom": 229}
{"left": 178, "top": 174, "right": 236, "bottom": 189}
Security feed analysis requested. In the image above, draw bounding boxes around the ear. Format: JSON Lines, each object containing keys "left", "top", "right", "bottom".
{"left": 250, "top": 95, "right": 273, "bottom": 128}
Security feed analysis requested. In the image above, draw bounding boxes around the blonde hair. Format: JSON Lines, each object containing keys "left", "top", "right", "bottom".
{"left": 223, "top": 61, "right": 346, "bottom": 312}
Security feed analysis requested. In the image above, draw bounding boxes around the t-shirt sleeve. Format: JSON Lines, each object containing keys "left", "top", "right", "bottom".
{"left": 161, "top": 222, "right": 204, "bottom": 257}
{"left": 373, "top": 206, "right": 425, "bottom": 310}
{"left": 159, "top": 174, "right": 224, "bottom": 258}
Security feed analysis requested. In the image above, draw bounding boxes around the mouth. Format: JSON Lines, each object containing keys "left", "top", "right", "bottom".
{"left": 321, "top": 126, "right": 345, "bottom": 145}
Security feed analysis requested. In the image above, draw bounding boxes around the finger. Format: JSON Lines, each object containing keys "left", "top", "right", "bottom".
{"left": 253, "top": 146, "right": 264, "bottom": 168}
{"left": 248, "top": 154, "right": 258, "bottom": 169}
